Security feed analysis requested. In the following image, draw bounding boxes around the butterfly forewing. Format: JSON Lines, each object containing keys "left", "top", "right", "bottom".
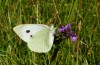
{"left": 13, "top": 24, "right": 49, "bottom": 42}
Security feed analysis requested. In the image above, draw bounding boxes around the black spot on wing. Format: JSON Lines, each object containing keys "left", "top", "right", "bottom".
{"left": 30, "top": 35, "right": 33, "bottom": 37}
{"left": 26, "top": 30, "right": 30, "bottom": 33}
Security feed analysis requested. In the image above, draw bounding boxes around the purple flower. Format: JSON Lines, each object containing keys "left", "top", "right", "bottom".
{"left": 64, "top": 24, "right": 71, "bottom": 30}
{"left": 58, "top": 24, "right": 78, "bottom": 42}
{"left": 70, "top": 34, "right": 78, "bottom": 42}
{"left": 58, "top": 25, "right": 65, "bottom": 33}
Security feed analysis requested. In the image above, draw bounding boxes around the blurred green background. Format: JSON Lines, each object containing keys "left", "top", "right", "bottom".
{"left": 0, "top": 0, "right": 100, "bottom": 65}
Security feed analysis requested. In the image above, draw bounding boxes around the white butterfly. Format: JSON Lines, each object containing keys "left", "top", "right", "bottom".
{"left": 13, "top": 24, "right": 55, "bottom": 53}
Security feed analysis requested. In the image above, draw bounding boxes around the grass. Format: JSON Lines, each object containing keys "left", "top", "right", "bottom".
{"left": 0, "top": 0, "right": 100, "bottom": 65}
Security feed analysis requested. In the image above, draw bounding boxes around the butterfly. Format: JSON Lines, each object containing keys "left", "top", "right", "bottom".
{"left": 13, "top": 24, "right": 55, "bottom": 53}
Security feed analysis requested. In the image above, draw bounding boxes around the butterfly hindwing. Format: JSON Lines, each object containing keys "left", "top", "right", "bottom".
{"left": 27, "top": 27, "right": 54, "bottom": 53}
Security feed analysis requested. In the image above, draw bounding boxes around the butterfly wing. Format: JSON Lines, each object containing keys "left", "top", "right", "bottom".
{"left": 13, "top": 24, "right": 49, "bottom": 42}
{"left": 27, "top": 27, "right": 54, "bottom": 53}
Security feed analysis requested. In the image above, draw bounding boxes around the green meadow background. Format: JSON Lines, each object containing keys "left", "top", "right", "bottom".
{"left": 0, "top": 0, "right": 100, "bottom": 65}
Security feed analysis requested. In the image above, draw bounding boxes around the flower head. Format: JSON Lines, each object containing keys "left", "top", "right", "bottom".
{"left": 58, "top": 25, "right": 65, "bottom": 33}
{"left": 70, "top": 34, "right": 78, "bottom": 42}
{"left": 58, "top": 24, "right": 77, "bottom": 42}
